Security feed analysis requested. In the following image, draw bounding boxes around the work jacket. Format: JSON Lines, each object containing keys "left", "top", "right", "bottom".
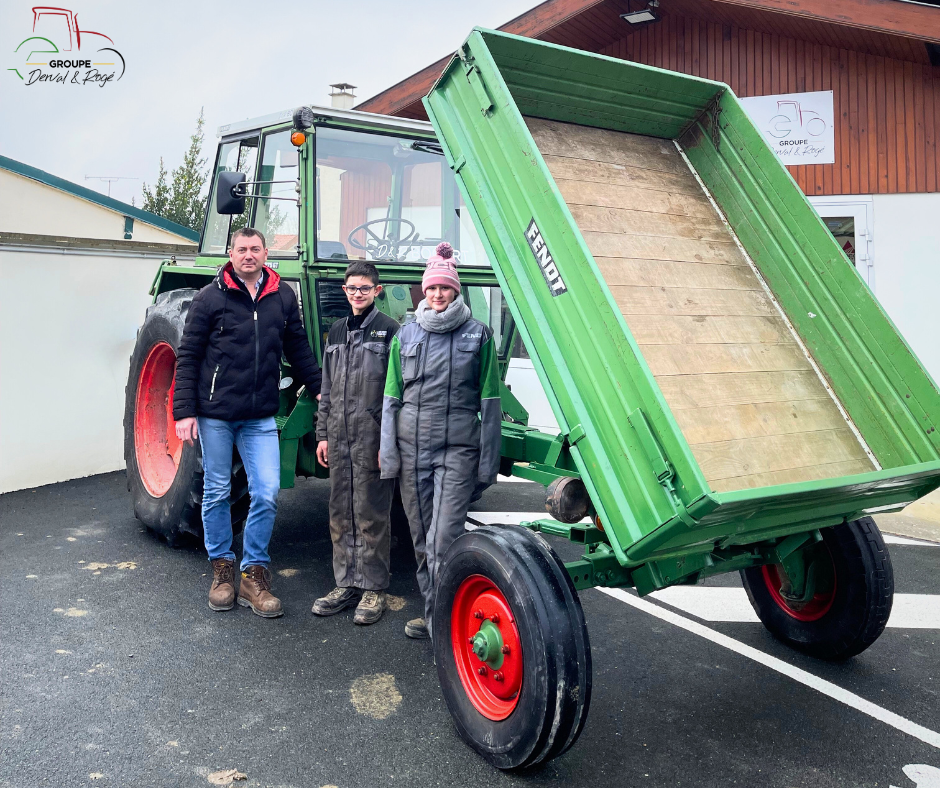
{"left": 379, "top": 317, "right": 501, "bottom": 484}
{"left": 316, "top": 306, "right": 400, "bottom": 471}
{"left": 173, "top": 263, "right": 321, "bottom": 422}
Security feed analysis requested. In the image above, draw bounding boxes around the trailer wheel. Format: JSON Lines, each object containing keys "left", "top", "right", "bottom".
{"left": 124, "top": 289, "right": 249, "bottom": 545}
{"left": 434, "top": 526, "right": 591, "bottom": 770}
{"left": 741, "top": 517, "right": 893, "bottom": 660}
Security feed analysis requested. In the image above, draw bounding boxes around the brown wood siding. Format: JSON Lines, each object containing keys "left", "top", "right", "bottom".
{"left": 599, "top": 15, "right": 940, "bottom": 194}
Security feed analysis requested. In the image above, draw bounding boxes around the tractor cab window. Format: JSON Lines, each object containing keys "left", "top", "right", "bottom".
{"left": 315, "top": 126, "right": 488, "bottom": 266}
{"left": 201, "top": 136, "right": 259, "bottom": 255}
{"left": 315, "top": 282, "right": 508, "bottom": 354}
{"left": 253, "top": 130, "right": 301, "bottom": 255}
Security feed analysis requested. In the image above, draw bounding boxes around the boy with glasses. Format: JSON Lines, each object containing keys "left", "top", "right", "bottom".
{"left": 312, "top": 262, "right": 400, "bottom": 624}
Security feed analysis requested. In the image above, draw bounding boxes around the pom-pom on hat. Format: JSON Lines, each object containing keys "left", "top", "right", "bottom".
{"left": 421, "top": 242, "right": 461, "bottom": 294}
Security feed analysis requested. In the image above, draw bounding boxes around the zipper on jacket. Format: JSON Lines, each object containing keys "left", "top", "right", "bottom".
{"left": 252, "top": 308, "right": 259, "bottom": 412}
{"left": 209, "top": 365, "right": 220, "bottom": 401}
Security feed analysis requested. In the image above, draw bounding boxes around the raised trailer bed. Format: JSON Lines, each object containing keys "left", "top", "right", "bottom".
{"left": 424, "top": 28, "right": 940, "bottom": 769}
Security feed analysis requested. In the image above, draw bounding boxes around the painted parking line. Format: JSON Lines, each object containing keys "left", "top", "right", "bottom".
{"left": 649, "top": 586, "right": 940, "bottom": 629}
{"left": 599, "top": 587, "right": 940, "bottom": 750}
{"left": 467, "top": 511, "right": 940, "bottom": 549}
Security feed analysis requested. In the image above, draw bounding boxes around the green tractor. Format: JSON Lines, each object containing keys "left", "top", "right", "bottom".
{"left": 124, "top": 104, "right": 527, "bottom": 546}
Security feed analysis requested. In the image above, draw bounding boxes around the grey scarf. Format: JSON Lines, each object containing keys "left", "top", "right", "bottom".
{"left": 415, "top": 294, "right": 472, "bottom": 334}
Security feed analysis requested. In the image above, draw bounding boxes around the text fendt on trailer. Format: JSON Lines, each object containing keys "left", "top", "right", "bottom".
{"left": 124, "top": 29, "right": 940, "bottom": 770}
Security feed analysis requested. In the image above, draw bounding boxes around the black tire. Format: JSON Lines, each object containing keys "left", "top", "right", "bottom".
{"left": 434, "top": 526, "right": 592, "bottom": 770}
{"left": 741, "top": 517, "right": 893, "bottom": 661}
{"left": 123, "top": 289, "right": 249, "bottom": 545}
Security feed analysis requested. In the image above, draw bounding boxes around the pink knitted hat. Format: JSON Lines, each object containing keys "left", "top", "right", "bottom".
{"left": 421, "top": 242, "right": 461, "bottom": 294}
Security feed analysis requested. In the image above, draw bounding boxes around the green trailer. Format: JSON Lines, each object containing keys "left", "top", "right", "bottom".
{"left": 420, "top": 28, "right": 940, "bottom": 769}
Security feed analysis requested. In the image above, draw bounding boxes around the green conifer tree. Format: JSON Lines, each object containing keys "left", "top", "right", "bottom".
{"left": 141, "top": 109, "right": 208, "bottom": 232}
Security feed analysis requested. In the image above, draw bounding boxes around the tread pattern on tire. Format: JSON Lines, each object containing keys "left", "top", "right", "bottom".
{"left": 434, "top": 525, "right": 592, "bottom": 770}
{"left": 741, "top": 516, "right": 893, "bottom": 661}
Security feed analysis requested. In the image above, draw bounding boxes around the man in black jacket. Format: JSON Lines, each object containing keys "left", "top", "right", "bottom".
{"left": 173, "top": 227, "right": 321, "bottom": 617}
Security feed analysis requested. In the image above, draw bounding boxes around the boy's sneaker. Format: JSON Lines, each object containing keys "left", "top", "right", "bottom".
{"left": 405, "top": 617, "right": 430, "bottom": 639}
{"left": 312, "top": 586, "right": 360, "bottom": 616}
{"left": 353, "top": 591, "right": 387, "bottom": 625}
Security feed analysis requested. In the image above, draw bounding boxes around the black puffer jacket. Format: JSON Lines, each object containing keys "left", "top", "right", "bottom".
{"left": 172, "top": 263, "right": 321, "bottom": 422}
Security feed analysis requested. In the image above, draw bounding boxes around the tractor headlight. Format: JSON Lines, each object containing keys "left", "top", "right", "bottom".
{"left": 292, "top": 106, "right": 315, "bottom": 130}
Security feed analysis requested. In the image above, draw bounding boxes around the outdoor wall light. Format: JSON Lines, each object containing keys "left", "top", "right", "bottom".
{"left": 620, "top": 0, "right": 660, "bottom": 24}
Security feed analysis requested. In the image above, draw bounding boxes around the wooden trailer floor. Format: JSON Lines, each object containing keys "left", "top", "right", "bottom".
{"left": 527, "top": 117, "right": 875, "bottom": 493}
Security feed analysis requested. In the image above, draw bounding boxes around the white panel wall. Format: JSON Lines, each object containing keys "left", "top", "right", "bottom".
{"left": 0, "top": 170, "right": 197, "bottom": 246}
{"left": 871, "top": 193, "right": 940, "bottom": 385}
{"left": 0, "top": 246, "right": 166, "bottom": 493}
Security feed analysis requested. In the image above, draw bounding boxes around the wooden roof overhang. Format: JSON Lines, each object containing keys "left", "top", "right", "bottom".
{"left": 355, "top": 0, "right": 940, "bottom": 121}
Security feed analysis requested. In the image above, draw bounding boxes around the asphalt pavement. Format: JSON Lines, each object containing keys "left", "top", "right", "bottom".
{"left": 1, "top": 472, "right": 938, "bottom": 788}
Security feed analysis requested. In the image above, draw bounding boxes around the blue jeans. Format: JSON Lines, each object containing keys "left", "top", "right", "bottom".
{"left": 198, "top": 416, "right": 280, "bottom": 571}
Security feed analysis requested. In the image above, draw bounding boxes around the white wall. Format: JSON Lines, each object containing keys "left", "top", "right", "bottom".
{"left": 0, "top": 170, "right": 197, "bottom": 246}
{"left": 506, "top": 359, "right": 559, "bottom": 433}
{"left": 871, "top": 192, "right": 940, "bottom": 385}
{"left": 0, "top": 245, "right": 169, "bottom": 493}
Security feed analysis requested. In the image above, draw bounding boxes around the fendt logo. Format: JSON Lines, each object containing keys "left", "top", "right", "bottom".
{"left": 8, "top": 6, "right": 125, "bottom": 87}
{"left": 524, "top": 219, "right": 568, "bottom": 297}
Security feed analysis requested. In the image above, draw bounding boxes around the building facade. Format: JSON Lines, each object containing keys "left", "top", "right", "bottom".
{"left": 358, "top": 0, "right": 940, "bottom": 393}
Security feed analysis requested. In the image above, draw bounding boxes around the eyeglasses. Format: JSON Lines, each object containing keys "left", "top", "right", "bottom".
{"left": 342, "top": 285, "right": 375, "bottom": 295}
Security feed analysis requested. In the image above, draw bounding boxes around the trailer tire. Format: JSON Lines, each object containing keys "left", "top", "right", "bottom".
{"left": 741, "top": 517, "right": 893, "bottom": 661}
{"left": 124, "top": 288, "right": 249, "bottom": 545}
{"left": 434, "top": 526, "right": 591, "bottom": 770}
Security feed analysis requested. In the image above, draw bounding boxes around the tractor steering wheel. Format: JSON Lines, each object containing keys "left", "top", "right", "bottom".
{"left": 347, "top": 218, "right": 418, "bottom": 261}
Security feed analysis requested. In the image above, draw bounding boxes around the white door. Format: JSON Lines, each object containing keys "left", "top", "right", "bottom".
{"left": 809, "top": 196, "right": 875, "bottom": 290}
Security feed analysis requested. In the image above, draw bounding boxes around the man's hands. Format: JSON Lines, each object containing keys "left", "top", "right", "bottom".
{"left": 316, "top": 440, "right": 329, "bottom": 468}
{"left": 175, "top": 417, "right": 198, "bottom": 445}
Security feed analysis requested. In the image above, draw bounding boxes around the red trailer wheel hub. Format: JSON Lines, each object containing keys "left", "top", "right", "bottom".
{"left": 134, "top": 342, "right": 182, "bottom": 498}
{"left": 451, "top": 575, "right": 523, "bottom": 720}
{"left": 762, "top": 560, "right": 836, "bottom": 622}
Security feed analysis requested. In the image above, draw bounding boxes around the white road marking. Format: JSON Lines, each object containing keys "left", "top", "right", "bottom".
{"left": 470, "top": 513, "right": 939, "bottom": 545}
{"left": 649, "top": 587, "right": 940, "bottom": 629}
{"left": 467, "top": 511, "right": 591, "bottom": 525}
{"left": 884, "top": 535, "right": 940, "bottom": 548}
{"left": 598, "top": 587, "right": 940, "bottom": 750}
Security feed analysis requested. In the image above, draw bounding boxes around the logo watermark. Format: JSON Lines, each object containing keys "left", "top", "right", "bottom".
{"left": 8, "top": 6, "right": 125, "bottom": 87}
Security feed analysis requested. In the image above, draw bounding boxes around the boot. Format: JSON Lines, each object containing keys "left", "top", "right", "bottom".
{"left": 237, "top": 566, "right": 283, "bottom": 618}
{"left": 208, "top": 558, "right": 236, "bottom": 611}
{"left": 312, "top": 586, "right": 360, "bottom": 616}
{"left": 354, "top": 591, "right": 387, "bottom": 625}
{"left": 405, "top": 617, "right": 430, "bottom": 639}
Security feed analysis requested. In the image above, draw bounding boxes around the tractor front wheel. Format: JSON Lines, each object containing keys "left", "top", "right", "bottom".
{"left": 434, "top": 526, "right": 591, "bottom": 770}
{"left": 741, "top": 517, "right": 893, "bottom": 660}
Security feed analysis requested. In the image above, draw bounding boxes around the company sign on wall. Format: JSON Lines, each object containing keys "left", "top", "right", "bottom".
{"left": 740, "top": 91, "right": 835, "bottom": 165}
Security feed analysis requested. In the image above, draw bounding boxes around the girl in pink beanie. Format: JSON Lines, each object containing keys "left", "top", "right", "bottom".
{"left": 379, "top": 241, "right": 502, "bottom": 641}
{"left": 421, "top": 242, "right": 462, "bottom": 295}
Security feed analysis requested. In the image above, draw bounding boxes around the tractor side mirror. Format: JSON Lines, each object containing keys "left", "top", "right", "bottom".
{"left": 216, "top": 171, "right": 247, "bottom": 215}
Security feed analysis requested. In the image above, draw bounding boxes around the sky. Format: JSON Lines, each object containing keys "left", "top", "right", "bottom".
{"left": 0, "top": 0, "right": 537, "bottom": 206}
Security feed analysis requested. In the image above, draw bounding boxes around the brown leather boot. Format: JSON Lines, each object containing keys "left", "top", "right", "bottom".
{"left": 237, "top": 565, "right": 283, "bottom": 618}
{"left": 208, "top": 558, "right": 236, "bottom": 611}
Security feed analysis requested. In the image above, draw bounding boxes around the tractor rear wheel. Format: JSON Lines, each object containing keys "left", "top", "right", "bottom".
{"left": 123, "top": 289, "right": 249, "bottom": 546}
{"left": 434, "top": 526, "right": 591, "bottom": 770}
{"left": 741, "top": 517, "right": 893, "bottom": 660}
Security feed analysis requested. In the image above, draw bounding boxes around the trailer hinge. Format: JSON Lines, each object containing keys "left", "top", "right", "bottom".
{"left": 452, "top": 154, "right": 467, "bottom": 174}
{"left": 464, "top": 64, "right": 494, "bottom": 117}
{"left": 567, "top": 424, "right": 587, "bottom": 446}
{"left": 707, "top": 91, "right": 725, "bottom": 150}
{"left": 627, "top": 408, "right": 675, "bottom": 487}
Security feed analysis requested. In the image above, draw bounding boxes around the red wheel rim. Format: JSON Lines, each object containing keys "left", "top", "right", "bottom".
{"left": 761, "top": 558, "right": 836, "bottom": 622}
{"left": 134, "top": 342, "right": 182, "bottom": 498}
{"left": 451, "top": 575, "right": 523, "bottom": 721}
